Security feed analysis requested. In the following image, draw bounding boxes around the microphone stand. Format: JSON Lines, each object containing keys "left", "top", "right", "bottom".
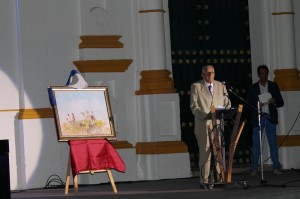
{"left": 227, "top": 87, "right": 284, "bottom": 188}
{"left": 257, "top": 101, "right": 266, "bottom": 185}
{"left": 227, "top": 88, "right": 257, "bottom": 113}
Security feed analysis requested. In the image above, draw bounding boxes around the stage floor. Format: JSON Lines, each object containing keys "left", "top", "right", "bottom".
{"left": 11, "top": 169, "right": 300, "bottom": 199}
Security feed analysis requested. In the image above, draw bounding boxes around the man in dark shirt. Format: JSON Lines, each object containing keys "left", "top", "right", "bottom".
{"left": 246, "top": 65, "right": 284, "bottom": 176}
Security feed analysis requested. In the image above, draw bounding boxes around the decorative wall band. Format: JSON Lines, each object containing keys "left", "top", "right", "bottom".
{"left": 138, "top": 9, "right": 166, "bottom": 13}
{"left": 135, "top": 69, "right": 177, "bottom": 95}
{"left": 18, "top": 108, "right": 53, "bottom": 119}
{"left": 277, "top": 135, "right": 300, "bottom": 147}
{"left": 79, "top": 35, "right": 124, "bottom": 49}
{"left": 135, "top": 141, "right": 188, "bottom": 154}
{"left": 274, "top": 68, "right": 300, "bottom": 91}
{"left": 110, "top": 140, "right": 134, "bottom": 149}
{"left": 272, "top": 12, "right": 295, "bottom": 15}
{"left": 0, "top": 109, "right": 19, "bottom": 112}
{"left": 73, "top": 59, "right": 133, "bottom": 73}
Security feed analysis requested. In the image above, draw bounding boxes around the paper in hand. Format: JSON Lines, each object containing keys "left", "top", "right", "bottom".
{"left": 259, "top": 92, "right": 272, "bottom": 103}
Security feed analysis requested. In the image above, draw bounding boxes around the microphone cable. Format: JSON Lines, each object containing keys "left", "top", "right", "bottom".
{"left": 262, "top": 110, "right": 300, "bottom": 164}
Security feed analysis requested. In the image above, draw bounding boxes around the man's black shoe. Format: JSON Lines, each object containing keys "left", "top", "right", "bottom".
{"left": 200, "top": 183, "right": 214, "bottom": 190}
{"left": 208, "top": 184, "right": 214, "bottom": 190}
{"left": 200, "top": 184, "right": 207, "bottom": 189}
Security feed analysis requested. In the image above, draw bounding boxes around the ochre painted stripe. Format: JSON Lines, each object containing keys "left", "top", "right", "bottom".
{"left": 139, "top": 9, "right": 166, "bottom": 13}
{"left": 73, "top": 59, "right": 133, "bottom": 73}
{"left": 0, "top": 109, "right": 19, "bottom": 112}
{"left": 135, "top": 69, "right": 177, "bottom": 95}
{"left": 272, "top": 12, "right": 295, "bottom": 15}
{"left": 18, "top": 108, "right": 53, "bottom": 119}
{"left": 274, "top": 69, "right": 300, "bottom": 91}
{"left": 277, "top": 135, "right": 300, "bottom": 147}
{"left": 79, "top": 35, "right": 124, "bottom": 49}
{"left": 110, "top": 140, "right": 134, "bottom": 149}
{"left": 136, "top": 141, "right": 188, "bottom": 154}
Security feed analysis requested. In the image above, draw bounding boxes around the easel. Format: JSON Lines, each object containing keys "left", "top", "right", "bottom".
{"left": 207, "top": 104, "right": 245, "bottom": 185}
{"left": 64, "top": 150, "right": 118, "bottom": 194}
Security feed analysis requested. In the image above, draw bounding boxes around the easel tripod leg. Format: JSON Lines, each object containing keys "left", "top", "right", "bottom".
{"left": 64, "top": 153, "right": 71, "bottom": 194}
{"left": 106, "top": 170, "right": 118, "bottom": 193}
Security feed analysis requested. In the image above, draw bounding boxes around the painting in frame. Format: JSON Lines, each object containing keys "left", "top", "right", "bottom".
{"left": 49, "top": 86, "right": 116, "bottom": 141}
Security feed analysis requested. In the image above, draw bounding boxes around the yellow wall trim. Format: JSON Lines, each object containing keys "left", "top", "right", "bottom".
{"left": 135, "top": 141, "right": 188, "bottom": 154}
{"left": 135, "top": 69, "right": 177, "bottom": 95}
{"left": 79, "top": 35, "right": 124, "bottom": 49}
{"left": 139, "top": 9, "right": 166, "bottom": 13}
{"left": 277, "top": 135, "right": 300, "bottom": 147}
{"left": 274, "top": 68, "right": 300, "bottom": 91}
{"left": 109, "top": 140, "right": 134, "bottom": 149}
{"left": 0, "top": 109, "right": 19, "bottom": 112}
{"left": 73, "top": 59, "right": 133, "bottom": 73}
{"left": 18, "top": 108, "right": 53, "bottom": 119}
{"left": 272, "top": 12, "right": 295, "bottom": 15}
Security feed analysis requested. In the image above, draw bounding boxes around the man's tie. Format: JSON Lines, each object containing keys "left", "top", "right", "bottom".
{"left": 208, "top": 84, "right": 212, "bottom": 96}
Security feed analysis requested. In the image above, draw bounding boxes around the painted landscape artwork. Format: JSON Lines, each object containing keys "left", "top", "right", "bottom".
{"left": 50, "top": 87, "right": 116, "bottom": 141}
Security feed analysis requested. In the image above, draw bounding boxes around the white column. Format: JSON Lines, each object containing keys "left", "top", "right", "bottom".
{"left": 134, "top": 0, "right": 191, "bottom": 181}
{"left": 271, "top": 0, "right": 300, "bottom": 170}
{"left": 272, "top": 0, "right": 296, "bottom": 69}
{"left": 139, "top": 0, "right": 166, "bottom": 70}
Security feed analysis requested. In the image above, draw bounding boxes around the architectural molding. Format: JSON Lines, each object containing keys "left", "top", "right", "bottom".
{"left": 18, "top": 108, "right": 53, "bottom": 119}
{"left": 0, "top": 109, "right": 19, "bottom": 112}
{"left": 138, "top": 9, "right": 166, "bottom": 13}
{"left": 135, "top": 69, "right": 177, "bottom": 95}
{"left": 110, "top": 140, "right": 134, "bottom": 149}
{"left": 274, "top": 68, "right": 300, "bottom": 91}
{"left": 73, "top": 59, "right": 133, "bottom": 73}
{"left": 277, "top": 135, "right": 300, "bottom": 147}
{"left": 79, "top": 35, "right": 124, "bottom": 49}
{"left": 271, "top": 12, "right": 295, "bottom": 15}
{"left": 135, "top": 141, "right": 188, "bottom": 154}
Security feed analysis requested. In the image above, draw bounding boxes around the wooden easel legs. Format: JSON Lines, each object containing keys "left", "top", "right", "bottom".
{"left": 64, "top": 154, "right": 71, "bottom": 194}
{"left": 64, "top": 153, "right": 118, "bottom": 194}
{"left": 106, "top": 169, "right": 117, "bottom": 193}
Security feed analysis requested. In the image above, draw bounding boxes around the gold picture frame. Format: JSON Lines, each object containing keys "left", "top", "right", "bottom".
{"left": 49, "top": 86, "right": 116, "bottom": 141}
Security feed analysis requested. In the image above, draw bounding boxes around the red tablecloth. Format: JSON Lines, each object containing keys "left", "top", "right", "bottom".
{"left": 68, "top": 139, "right": 126, "bottom": 176}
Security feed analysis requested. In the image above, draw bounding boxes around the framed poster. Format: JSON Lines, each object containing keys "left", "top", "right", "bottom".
{"left": 49, "top": 86, "right": 116, "bottom": 141}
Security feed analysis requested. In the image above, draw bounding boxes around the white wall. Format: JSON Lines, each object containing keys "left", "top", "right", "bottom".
{"left": 0, "top": 0, "right": 190, "bottom": 190}
{"left": 0, "top": 0, "right": 20, "bottom": 189}
{"left": 0, "top": 0, "right": 83, "bottom": 189}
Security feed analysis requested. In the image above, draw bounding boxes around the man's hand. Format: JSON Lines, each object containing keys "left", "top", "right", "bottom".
{"left": 268, "top": 98, "right": 276, "bottom": 104}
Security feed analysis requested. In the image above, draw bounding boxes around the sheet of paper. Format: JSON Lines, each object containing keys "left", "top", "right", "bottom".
{"left": 215, "top": 105, "right": 224, "bottom": 110}
{"left": 259, "top": 92, "right": 272, "bottom": 103}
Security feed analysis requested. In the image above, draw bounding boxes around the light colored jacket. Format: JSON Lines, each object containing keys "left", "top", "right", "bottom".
{"left": 190, "top": 80, "right": 231, "bottom": 135}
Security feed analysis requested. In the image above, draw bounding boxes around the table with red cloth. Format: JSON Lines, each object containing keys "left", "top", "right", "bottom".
{"left": 68, "top": 139, "right": 126, "bottom": 177}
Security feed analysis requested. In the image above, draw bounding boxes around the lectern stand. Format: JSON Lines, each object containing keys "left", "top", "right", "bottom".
{"left": 205, "top": 107, "right": 237, "bottom": 182}
{"left": 205, "top": 107, "right": 237, "bottom": 122}
{"left": 205, "top": 105, "right": 245, "bottom": 186}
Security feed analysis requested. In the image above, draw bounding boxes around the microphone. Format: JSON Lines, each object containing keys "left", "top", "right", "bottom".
{"left": 222, "top": 82, "right": 231, "bottom": 109}
{"left": 222, "top": 81, "right": 235, "bottom": 91}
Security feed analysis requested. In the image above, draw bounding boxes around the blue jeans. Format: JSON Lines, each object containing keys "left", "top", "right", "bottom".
{"left": 251, "top": 116, "right": 281, "bottom": 170}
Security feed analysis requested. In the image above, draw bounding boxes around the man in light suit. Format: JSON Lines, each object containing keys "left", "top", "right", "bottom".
{"left": 190, "top": 65, "right": 231, "bottom": 189}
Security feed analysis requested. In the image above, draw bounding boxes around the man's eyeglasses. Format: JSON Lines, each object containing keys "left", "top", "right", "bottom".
{"left": 205, "top": 71, "right": 215, "bottom": 75}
